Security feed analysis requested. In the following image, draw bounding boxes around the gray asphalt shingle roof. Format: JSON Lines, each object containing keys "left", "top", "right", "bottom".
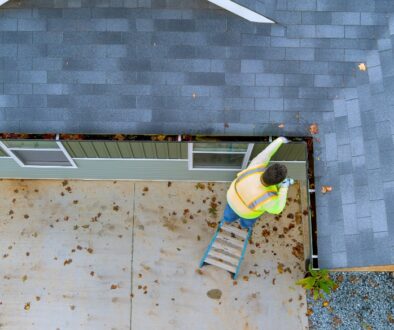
{"left": 0, "top": 0, "right": 393, "bottom": 268}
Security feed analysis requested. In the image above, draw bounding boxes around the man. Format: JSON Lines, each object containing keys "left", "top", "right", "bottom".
{"left": 224, "top": 136, "right": 294, "bottom": 229}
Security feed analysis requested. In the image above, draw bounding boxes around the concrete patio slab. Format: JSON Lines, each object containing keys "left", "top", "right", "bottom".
{"left": 0, "top": 179, "right": 308, "bottom": 330}
{"left": 132, "top": 181, "right": 308, "bottom": 330}
{"left": 0, "top": 180, "right": 133, "bottom": 330}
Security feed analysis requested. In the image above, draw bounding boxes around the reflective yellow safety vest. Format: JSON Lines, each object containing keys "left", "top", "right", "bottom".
{"left": 227, "top": 164, "right": 278, "bottom": 219}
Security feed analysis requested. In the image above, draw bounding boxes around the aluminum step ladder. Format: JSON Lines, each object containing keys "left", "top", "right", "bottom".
{"left": 199, "top": 220, "right": 252, "bottom": 279}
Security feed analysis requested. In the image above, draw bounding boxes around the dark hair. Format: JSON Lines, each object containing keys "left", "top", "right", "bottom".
{"left": 261, "top": 164, "right": 287, "bottom": 186}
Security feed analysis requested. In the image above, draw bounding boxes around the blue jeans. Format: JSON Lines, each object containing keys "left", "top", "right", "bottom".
{"left": 222, "top": 203, "right": 259, "bottom": 229}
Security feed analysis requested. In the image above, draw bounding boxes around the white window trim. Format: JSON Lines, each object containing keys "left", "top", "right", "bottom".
{"left": 73, "top": 158, "right": 187, "bottom": 161}
{"left": 0, "top": 140, "right": 77, "bottom": 169}
{"left": 188, "top": 142, "right": 254, "bottom": 171}
{"left": 242, "top": 143, "right": 254, "bottom": 168}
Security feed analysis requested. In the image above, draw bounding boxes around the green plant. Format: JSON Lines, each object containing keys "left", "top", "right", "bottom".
{"left": 296, "top": 265, "right": 336, "bottom": 300}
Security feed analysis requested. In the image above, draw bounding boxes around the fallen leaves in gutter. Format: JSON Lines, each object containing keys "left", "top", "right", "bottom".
{"left": 309, "top": 123, "right": 319, "bottom": 135}
{"left": 321, "top": 186, "right": 333, "bottom": 194}
{"left": 358, "top": 63, "right": 367, "bottom": 71}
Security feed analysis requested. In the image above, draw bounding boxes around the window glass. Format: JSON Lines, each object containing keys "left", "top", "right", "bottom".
{"left": 193, "top": 153, "right": 244, "bottom": 169}
{"left": 12, "top": 150, "right": 73, "bottom": 167}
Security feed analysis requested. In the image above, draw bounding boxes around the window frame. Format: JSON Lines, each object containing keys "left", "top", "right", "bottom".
{"left": 188, "top": 142, "right": 254, "bottom": 171}
{"left": 0, "top": 139, "right": 77, "bottom": 169}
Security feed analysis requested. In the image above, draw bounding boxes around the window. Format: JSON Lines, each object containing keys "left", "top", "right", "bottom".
{"left": 0, "top": 140, "right": 77, "bottom": 168}
{"left": 188, "top": 142, "right": 253, "bottom": 171}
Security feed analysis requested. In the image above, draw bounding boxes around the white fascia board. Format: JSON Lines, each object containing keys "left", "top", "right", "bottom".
{"left": 0, "top": 1, "right": 10, "bottom": 6}
{"left": 208, "top": 0, "right": 275, "bottom": 23}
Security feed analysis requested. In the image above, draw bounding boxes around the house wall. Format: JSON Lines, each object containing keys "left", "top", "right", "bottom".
{"left": 0, "top": 140, "right": 307, "bottom": 182}
{"left": 0, "top": 158, "right": 306, "bottom": 181}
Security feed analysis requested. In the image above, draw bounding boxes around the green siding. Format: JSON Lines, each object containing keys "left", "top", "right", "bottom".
{"left": 105, "top": 142, "right": 122, "bottom": 158}
{"left": 156, "top": 143, "right": 168, "bottom": 159}
{"left": 180, "top": 143, "right": 188, "bottom": 158}
{"left": 251, "top": 142, "right": 306, "bottom": 161}
{"left": 0, "top": 158, "right": 306, "bottom": 181}
{"left": 169, "top": 145, "right": 176, "bottom": 158}
{"left": 168, "top": 143, "right": 180, "bottom": 159}
{"left": 117, "top": 142, "right": 133, "bottom": 158}
{"left": 0, "top": 146, "right": 6, "bottom": 157}
{"left": 80, "top": 142, "right": 99, "bottom": 158}
{"left": 64, "top": 141, "right": 87, "bottom": 158}
{"left": 130, "top": 142, "right": 145, "bottom": 158}
{"left": 142, "top": 142, "right": 156, "bottom": 158}
{"left": 63, "top": 141, "right": 188, "bottom": 159}
{"left": 93, "top": 141, "right": 110, "bottom": 158}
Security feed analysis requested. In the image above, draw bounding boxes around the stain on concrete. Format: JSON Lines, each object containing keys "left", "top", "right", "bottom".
{"left": 162, "top": 216, "right": 178, "bottom": 232}
{"left": 207, "top": 289, "right": 222, "bottom": 300}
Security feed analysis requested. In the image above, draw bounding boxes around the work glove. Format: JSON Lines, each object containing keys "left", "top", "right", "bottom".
{"left": 279, "top": 137, "right": 290, "bottom": 144}
{"left": 280, "top": 178, "right": 294, "bottom": 188}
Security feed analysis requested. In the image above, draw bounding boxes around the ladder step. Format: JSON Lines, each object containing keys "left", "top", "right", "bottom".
{"left": 221, "top": 223, "right": 248, "bottom": 239}
{"left": 217, "top": 233, "right": 244, "bottom": 249}
{"left": 205, "top": 256, "right": 236, "bottom": 273}
{"left": 208, "top": 250, "right": 239, "bottom": 266}
{"left": 212, "top": 241, "right": 242, "bottom": 257}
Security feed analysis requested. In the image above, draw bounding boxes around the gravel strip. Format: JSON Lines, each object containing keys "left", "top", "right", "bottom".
{"left": 307, "top": 272, "right": 394, "bottom": 330}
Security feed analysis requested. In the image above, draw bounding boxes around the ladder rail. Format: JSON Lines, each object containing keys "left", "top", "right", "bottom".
{"left": 233, "top": 227, "right": 253, "bottom": 280}
{"left": 199, "top": 221, "right": 222, "bottom": 268}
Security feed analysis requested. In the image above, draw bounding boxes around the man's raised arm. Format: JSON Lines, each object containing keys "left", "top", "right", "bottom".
{"left": 249, "top": 137, "right": 288, "bottom": 168}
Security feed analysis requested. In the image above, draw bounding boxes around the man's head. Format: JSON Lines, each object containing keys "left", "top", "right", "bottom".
{"left": 261, "top": 164, "right": 287, "bottom": 186}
